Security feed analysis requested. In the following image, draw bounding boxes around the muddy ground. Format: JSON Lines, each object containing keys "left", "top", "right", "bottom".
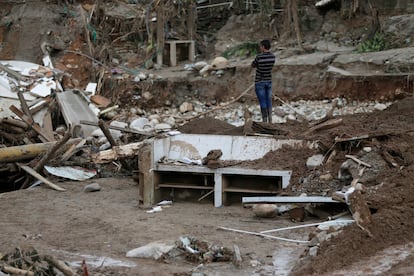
{"left": 1, "top": 1, "right": 414, "bottom": 276}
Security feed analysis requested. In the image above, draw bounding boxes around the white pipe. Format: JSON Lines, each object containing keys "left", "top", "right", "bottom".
{"left": 260, "top": 219, "right": 355, "bottom": 234}
{"left": 196, "top": 2, "right": 233, "bottom": 10}
{"left": 218, "top": 226, "right": 310, "bottom": 244}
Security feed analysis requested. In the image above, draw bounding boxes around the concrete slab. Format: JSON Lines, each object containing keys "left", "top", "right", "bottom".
{"left": 242, "top": 196, "right": 342, "bottom": 204}
{"left": 56, "top": 90, "right": 99, "bottom": 137}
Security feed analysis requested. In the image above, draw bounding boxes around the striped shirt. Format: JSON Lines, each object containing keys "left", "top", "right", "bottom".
{"left": 252, "top": 51, "right": 276, "bottom": 83}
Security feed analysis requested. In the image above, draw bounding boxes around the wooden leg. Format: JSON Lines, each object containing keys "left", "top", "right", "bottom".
{"left": 169, "top": 42, "right": 177, "bottom": 66}
{"left": 189, "top": 41, "right": 195, "bottom": 62}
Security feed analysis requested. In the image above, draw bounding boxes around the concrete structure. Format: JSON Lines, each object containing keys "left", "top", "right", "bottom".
{"left": 139, "top": 134, "right": 312, "bottom": 207}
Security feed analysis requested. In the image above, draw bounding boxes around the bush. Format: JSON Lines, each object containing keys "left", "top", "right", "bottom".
{"left": 222, "top": 42, "right": 259, "bottom": 59}
{"left": 356, "top": 33, "right": 388, "bottom": 53}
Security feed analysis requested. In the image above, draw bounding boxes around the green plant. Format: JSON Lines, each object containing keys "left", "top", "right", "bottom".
{"left": 356, "top": 33, "right": 388, "bottom": 53}
{"left": 222, "top": 42, "right": 259, "bottom": 59}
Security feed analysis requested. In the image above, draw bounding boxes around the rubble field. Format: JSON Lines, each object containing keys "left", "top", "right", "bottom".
{"left": 1, "top": 1, "right": 414, "bottom": 276}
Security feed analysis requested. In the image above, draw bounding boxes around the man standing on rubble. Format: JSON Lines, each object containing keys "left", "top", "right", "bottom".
{"left": 251, "top": 39, "right": 276, "bottom": 123}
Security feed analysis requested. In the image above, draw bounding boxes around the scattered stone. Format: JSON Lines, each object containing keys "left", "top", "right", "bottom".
{"left": 374, "top": 103, "right": 388, "bottom": 111}
{"left": 84, "top": 182, "right": 102, "bottom": 192}
{"left": 179, "top": 102, "right": 194, "bottom": 113}
{"left": 252, "top": 204, "right": 277, "bottom": 218}
{"left": 308, "top": 246, "right": 318, "bottom": 257}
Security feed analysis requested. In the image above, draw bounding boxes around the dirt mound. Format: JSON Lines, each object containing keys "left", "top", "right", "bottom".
{"left": 178, "top": 117, "right": 243, "bottom": 135}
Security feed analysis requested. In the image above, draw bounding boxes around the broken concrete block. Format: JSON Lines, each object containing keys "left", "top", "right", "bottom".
{"left": 306, "top": 154, "right": 324, "bottom": 168}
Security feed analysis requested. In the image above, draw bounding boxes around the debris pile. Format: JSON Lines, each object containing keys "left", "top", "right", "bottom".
{"left": 0, "top": 247, "right": 77, "bottom": 276}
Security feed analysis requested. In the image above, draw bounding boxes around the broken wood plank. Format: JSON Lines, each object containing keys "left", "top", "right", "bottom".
{"left": 9, "top": 105, "right": 55, "bottom": 142}
{"left": 305, "top": 118, "right": 343, "bottom": 135}
{"left": 17, "top": 90, "right": 34, "bottom": 121}
{"left": 60, "top": 139, "right": 86, "bottom": 162}
{"left": 33, "top": 130, "right": 72, "bottom": 173}
{"left": 98, "top": 119, "right": 131, "bottom": 170}
{"left": 80, "top": 120, "right": 154, "bottom": 136}
{"left": 345, "top": 154, "right": 372, "bottom": 168}
{"left": 42, "top": 111, "right": 54, "bottom": 141}
{"left": 17, "top": 163, "right": 66, "bottom": 191}
{"left": 98, "top": 119, "right": 118, "bottom": 147}
{"left": 92, "top": 140, "right": 149, "bottom": 163}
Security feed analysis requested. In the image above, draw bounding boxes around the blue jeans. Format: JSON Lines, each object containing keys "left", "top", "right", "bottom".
{"left": 255, "top": 81, "right": 272, "bottom": 109}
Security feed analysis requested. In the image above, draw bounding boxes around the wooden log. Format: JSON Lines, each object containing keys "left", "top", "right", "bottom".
{"left": 9, "top": 105, "right": 55, "bottom": 142}
{"left": 1, "top": 265, "right": 34, "bottom": 276}
{"left": 1, "top": 117, "right": 28, "bottom": 129}
{"left": 305, "top": 118, "right": 343, "bottom": 135}
{"left": 0, "top": 142, "right": 54, "bottom": 163}
{"left": 0, "top": 138, "right": 82, "bottom": 163}
{"left": 92, "top": 140, "right": 149, "bottom": 163}
{"left": 17, "top": 163, "right": 66, "bottom": 191}
{"left": 44, "top": 255, "right": 76, "bottom": 276}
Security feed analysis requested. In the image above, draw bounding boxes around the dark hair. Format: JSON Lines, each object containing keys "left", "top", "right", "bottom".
{"left": 260, "top": 39, "right": 271, "bottom": 50}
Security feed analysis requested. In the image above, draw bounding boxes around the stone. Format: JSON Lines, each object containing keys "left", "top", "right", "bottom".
{"left": 308, "top": 246, "right": 318, "bottom": 257}
{"left": 374, "top": 103, "right": 388, "bottom": 111}
{"left": 84, "top": 182, "right": 102, "bottom": 192}
{"left": 306, "top": 154, "right": 324, "bottom": 168}
{"left": 319, "top": 173, "right": 333, "bottom": 181}
{"left": 179, "top": 102, "right": 194, "bottom": 113}
{"left": 211, "top": 56, "right": 229, "bottom": 69}
{"left": 252, "top": 204, "right": 277, "bottom": 218}
{"left": 142, "top": 91, "right": 152, "bottom": 100}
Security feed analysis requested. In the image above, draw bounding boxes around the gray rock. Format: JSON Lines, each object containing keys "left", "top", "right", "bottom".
{"left": 306, "top": 154, "right": 324, "bottom": 169}
{"left": 84, "top": 182, "right": 102, "bottom": 192}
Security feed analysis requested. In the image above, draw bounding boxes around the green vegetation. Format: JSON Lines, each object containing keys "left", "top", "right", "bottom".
{"left": 356, "top": 33, "right": 388, "bottom": 53}
{"left": 222, "top": 42, "right": 259, "bottom": 59}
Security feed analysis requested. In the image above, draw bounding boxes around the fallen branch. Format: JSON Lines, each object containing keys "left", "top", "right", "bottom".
{"left": 345, "top": 154, "right": 372, "bottom": 168}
